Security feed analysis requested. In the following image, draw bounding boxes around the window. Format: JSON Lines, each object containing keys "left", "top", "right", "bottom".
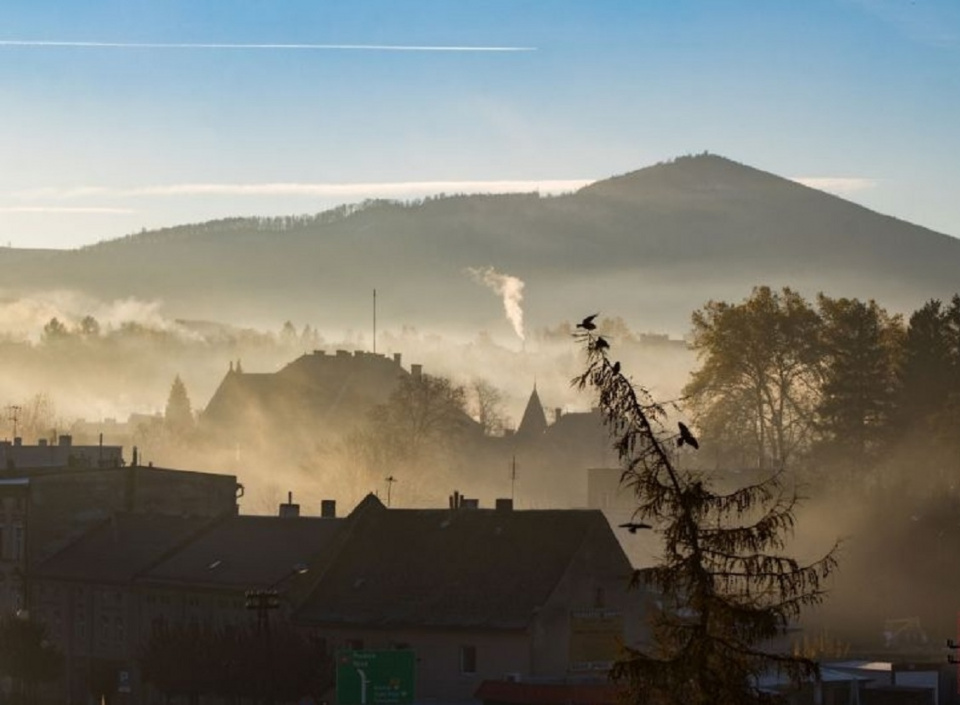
{"left": 459, "top": 645, "right": 477, "bottom": 675}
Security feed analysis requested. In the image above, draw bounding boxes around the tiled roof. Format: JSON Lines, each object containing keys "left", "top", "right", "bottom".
{"left": 294, "top": 497, "right": 618, "bottom": 629}
{"left": 140, "top": 515, "right": 343, "bottom": 590}
{"left": 33, "top": 513, "right": 214, "bottom": 583}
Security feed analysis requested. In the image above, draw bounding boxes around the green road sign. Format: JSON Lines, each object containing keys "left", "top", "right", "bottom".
{"left": 336, "top": 650, "right": 415, "bottom": 705}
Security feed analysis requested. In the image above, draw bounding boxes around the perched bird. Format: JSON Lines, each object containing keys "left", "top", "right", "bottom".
{"left": 619, "top": 522, "right": 652, "bottom": 533}
{"left": 677, "top": 421, "right": 699, "bottom": 450}
{"left": 611, "top": 361, "right": 621, "bottom": 375}
{"left": 594, "top": 336, "right": 610, "bottom": 351}
{"left": 577, "top": 313, "right": 599, "bottom": 331}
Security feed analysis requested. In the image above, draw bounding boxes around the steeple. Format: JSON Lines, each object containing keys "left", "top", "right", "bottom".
{"left": 516, "top": 384, "right": 547, "bottom": 439}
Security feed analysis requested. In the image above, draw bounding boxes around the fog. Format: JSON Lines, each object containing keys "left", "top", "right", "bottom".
{"left": 5, "top": 282, "right": 960, "bottom": 655}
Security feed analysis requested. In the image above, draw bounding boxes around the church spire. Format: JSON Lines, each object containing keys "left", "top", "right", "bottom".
{"left": 516, "top": 384, "right": 547, "bottom": 439}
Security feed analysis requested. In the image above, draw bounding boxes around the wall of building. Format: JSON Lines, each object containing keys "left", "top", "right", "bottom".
{"left": 318, "top": 625, "right": 530, "bottom": 704}
{"left": 531, "top": 517, "right": 649, "bottom": 676}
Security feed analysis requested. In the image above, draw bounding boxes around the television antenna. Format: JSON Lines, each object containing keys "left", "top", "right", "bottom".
{"left": 6, "top": 405, "right": 21, "bottom": 439}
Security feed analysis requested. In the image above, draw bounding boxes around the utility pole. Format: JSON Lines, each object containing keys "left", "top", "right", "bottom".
{"left": 373, "top": 288, "right": 377, "bottom": 355}
{"left": 510, "top": 456, "right": 517, "bottom": 502}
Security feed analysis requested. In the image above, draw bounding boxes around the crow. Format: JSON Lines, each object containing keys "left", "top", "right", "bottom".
{"left": 619, "top": 522, "right": 652, "bottom": 533}
{"left": 677, "top": 421, "right": 699, "bottom": 450}
{"left": 577, "top": 314, "right": 599, "bottom": 331}
{"left": 594, "top": 336, "right": 610, "bottom": 351}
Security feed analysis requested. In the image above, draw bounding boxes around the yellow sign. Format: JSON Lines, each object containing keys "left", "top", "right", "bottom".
{"left": 569, "top": 609, "right": 623, "bottom": 671}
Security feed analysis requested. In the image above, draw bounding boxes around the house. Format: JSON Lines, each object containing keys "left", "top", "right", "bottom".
{"left": 31, "top": 502, "right": 343, "bottom": 705}
{"left": 0, "top": 459, "right": 240, "bottom": 615}
{"left": 200, "top": 350, "right": 423, "bottom": 445}
{"left": 30, "top": 513, "right": 216, "bottom": 704}
{"left": 294, "top": 494, "right": 648, "bottom": 704}
{"left": 27, "top": 492, "right": 648, "bottom": 705}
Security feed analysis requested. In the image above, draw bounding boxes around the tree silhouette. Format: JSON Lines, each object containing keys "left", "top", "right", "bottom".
{"left": 685, "top": 286, "right": 821, "bottom": 471}
{"left": 0, "top": 615, "right": 63, "bottom": 705}
{"left": 814, "top": 295, "right": 902, "bottom": 477}
{"left": 164, "top": 375, "right": 195, "bottom": 438}
{"left": 574, "top": 323, "right": 838, "bottom": 705}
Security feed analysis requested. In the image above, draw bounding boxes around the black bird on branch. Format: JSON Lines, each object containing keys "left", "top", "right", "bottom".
{"left": 677, "top": 421, "right": 699, "bottom": 450}
{"left": 619, "top": 522, "right": 653, "bottom": 533}
{"left": 577, "top": 313, "right": 599, "bottom": 331}
{"left": 611, "top": 361, "right": 621, "bottom": 375}
{"left": 594, "top": 336, "right": 610, "bottom": 352}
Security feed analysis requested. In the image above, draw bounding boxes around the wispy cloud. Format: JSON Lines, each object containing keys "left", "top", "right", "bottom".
{"left": 0, "top": 206, "right": 135, "bottom": 214}
{"left": 791, "top": 177, "right": 878, "bottom": 195}
{"left": 0, "top": 40, "right": 535, "bottom": 52}
{"left": 11, "top": 179, "right": 593, "bottom": 200}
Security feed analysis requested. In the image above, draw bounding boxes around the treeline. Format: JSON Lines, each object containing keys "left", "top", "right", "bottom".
{"left": 685, "top": 285, "right": 960, "bottom": 486}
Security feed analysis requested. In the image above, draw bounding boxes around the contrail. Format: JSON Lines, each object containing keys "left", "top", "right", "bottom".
{"left": 0, "top": 40, "right": 535, "bottom": 52}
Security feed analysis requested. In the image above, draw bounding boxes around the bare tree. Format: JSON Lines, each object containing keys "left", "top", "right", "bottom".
{"left": 468, "top": 377, "right": 508, "bottom": 436}
{"left": 574, "top": 323, "right": 838, "bottom": 705}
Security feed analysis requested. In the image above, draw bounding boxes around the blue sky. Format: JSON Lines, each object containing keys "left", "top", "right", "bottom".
{"left": 1, "top": 0, "right": 958, "bottom": 249}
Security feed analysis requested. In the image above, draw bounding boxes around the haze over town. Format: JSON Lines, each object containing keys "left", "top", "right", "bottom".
{"left": 2, "top": 2, "right": 960, "bottom": 705}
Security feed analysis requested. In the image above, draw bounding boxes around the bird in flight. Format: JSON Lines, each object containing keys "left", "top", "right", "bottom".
{"left": 577, "top": 314, "right": 599, "bottom": 330}
{"left": 677, "top": 421, "right": 699, "bottom": 449}
{"left": 619, "top": 522, "right": 652, "bottom": 533}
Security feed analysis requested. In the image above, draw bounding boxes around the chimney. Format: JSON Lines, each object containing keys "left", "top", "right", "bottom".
{"left": 279, "top": 491, "right": 300, "bottom": 518}
{"left": 13, "top": 437, "right": 21, "bottom": 447}
{"left": 58, "top": 434, "right": 72, "bottom": 447}
{"left": 321, "top": 499, "right": 337, "bottom": 518}
{"left": 496, "top": 498, "right": 514, "bottom": 512}
{"left": 393, "top": 353, "right": 402, "bottom": 365}
{"left": 38, "top": 439, "right": 47, "bottom": 447}
{"left": 411, "top": 364, "right": 423, "bottom": 380}
{"left": 554, "top": 408, "right": 562, "bottom": 424}
{"left": 449, "top": 490, "right": 461, "bottom": 510}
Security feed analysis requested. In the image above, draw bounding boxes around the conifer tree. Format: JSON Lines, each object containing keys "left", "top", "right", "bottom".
{"left": 164, "top": 374, "right": 195, "bottom": 437}
{"left": 573, "top": 324, "right": 838, "bottom": 705}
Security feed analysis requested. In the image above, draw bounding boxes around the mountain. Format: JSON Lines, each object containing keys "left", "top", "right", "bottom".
{"left": 3, "top": 154, "right": 958, "bottom": 335}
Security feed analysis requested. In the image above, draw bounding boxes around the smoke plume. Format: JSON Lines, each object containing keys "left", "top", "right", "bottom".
{"left": 467, "top": 266, "right": 525, "bottom": 341}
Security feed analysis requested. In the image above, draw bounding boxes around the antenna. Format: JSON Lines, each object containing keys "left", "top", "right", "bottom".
{"left": 510, "top": 456, "right": 518, "bottom": 502}
{"left": 373, "top": 288, "right": 377, "bottom": 354}
{"left": 385, "top": 475, "right": 397, "bottom": 507}
{"left": 7, "top": 405, "right": 21, "bottom": 439}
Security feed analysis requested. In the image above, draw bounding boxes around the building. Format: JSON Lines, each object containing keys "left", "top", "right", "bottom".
{"left": 294, "top": 494, "right": 649, "bottom": 703}
{"left": 0, "top": 457, "right": 240, "bottom": 615}
{"left": 1, "top": 434, "right": 123, "bottom": 470}
{"left": 32, "top": 504, "right": 343, "bottom": 705}
{"left": 28, "top": 493, "right": 649, "bottom": 705}
{"left": 200, "top": 350, "right": 420, "bottom": 444}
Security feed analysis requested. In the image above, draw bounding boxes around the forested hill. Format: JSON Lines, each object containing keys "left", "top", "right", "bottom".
{"left": 3, "top": 154, "right": 959, "bottom": 335}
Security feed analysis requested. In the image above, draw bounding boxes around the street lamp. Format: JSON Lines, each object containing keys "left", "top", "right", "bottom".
{"left": 245, "top": 564, "right": 309, "bottom": 635}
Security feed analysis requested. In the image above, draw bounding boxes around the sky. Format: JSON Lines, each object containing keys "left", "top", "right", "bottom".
{"left": 0, "top": 0, "right": 958, "bottom": 249}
